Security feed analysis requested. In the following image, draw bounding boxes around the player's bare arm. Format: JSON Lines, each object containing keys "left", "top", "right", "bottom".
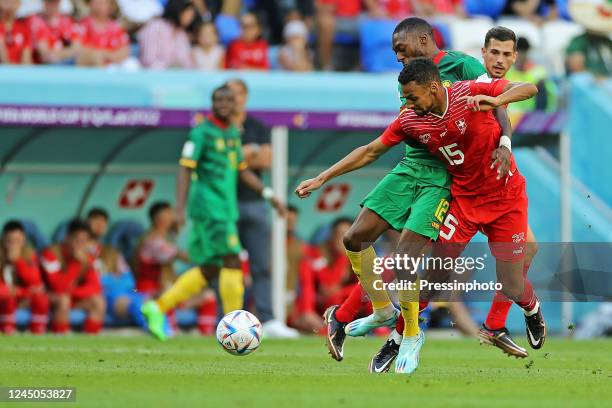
{"left": 175, "top": 165, "right": 192, "bottom": 226}
{"left": 492, "top": 107, "right": 513, "bottom": 180}
{"left": 461, "top": 81, "right": 538, "bottom": 112}
{"left": 239, "top": 168, "right": 287, "bottom": 216}
{"left": 295, "top": 137, "right": 391, "bottom": 198}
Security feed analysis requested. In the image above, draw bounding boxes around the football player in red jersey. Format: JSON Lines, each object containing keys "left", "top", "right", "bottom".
{"left": 296, "top": 58, "right": 544, "bottom": 373}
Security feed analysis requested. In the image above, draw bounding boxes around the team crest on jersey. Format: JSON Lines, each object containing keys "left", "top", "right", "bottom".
{"left": 455, "top": 118, "right": 467, "bottom": 135}
{"left": 512, "top": 232, "right": 526, "bottom": 244}
{"left": 442, "top": 80, "right": 452, "bottom": 88}
{"left": 419, "top": 133, "right": 431, "bottom": 143}
{"left": 215, "top": 138, "right": 226, "bottom": 151}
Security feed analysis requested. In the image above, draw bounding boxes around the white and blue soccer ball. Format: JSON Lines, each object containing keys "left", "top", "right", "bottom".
{"left": 216, "top": 310, "right": 262, "bottom": 356}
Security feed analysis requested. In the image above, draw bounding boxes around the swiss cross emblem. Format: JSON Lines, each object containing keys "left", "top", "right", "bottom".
{"left": 316, "top": 183, "right": 350, "bottom": 212}
{"left": 455, "top": 119, "right": 467, "bottom": 135}
{"left": 118, "top": 180, "right": 154, "bottom": 209}
{"left": 419, "top": 133, "right": 431, "bottom": 143}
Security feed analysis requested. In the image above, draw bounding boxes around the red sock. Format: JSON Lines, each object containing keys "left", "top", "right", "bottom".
{"left": 419, "top": 301, "right": 429, "bottom": 312}
{"left": 198, "top": 297, "right": 217, "bottom": 335}
{"left": 335, "top": 284, "right": 367, "bottom": 323}
{"left": 29, "top": 292, "right": 49, "bottom": 334}
{"left": 395, "top": 315, "right": 404, "bottom": 335}
{"left": 516, "top": 279, "right": 538, "bottom": 312}
{"left": 51, "top": 320, "right": 70, "bottom": 333}
{"left": 83, "top": 318, "right": 102, "bottom": 334}
{"left": 485, "top": 261, "right": 531, "bottom": 330}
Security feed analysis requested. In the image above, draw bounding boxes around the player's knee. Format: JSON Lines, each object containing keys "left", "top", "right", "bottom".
{"left": 500, "top": 279, "right": 524, "bottom": 301}
{"left": 342, "top": 227, "right": 365, "bottom": 252}
{"left": 91, "top": 295, "right": 106, "bottom": 314}
{"left": 55, "top": 294, "right": 71, "bottom": 311}
{"left": 525, "top": 241, "right": 539, "bottom": 263}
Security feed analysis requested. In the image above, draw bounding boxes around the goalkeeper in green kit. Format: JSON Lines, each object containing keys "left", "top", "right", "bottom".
{"left": 142, "top": 85, "right": 286, "bottom": 341}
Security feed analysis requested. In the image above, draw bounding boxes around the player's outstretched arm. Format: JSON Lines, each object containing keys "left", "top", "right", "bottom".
{"left": 462, "top": 81, "right": 538, "bottom": 112}
{"left": 239, "top": 169, "right": 287, "bottom": 216}
{"left": 295, "top": 137, "right": 390, "bottom": 198}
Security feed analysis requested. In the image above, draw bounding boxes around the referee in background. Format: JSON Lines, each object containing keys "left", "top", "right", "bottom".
{"left": 226, "top": 78, "right": 299, "bottom": 338}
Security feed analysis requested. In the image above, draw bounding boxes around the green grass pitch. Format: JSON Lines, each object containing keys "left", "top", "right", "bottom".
{"left": 0, "top": 335, "right": 610, "bottom": 407}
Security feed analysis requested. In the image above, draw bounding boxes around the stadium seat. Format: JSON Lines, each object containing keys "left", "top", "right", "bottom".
{"left": 359, "top": 18, "right": 402, "bottom": 73}
{"left": 19, "top": 219, "right": 49, "bottom": 252}
{"left": 107, "top": 220, "right": 146, "bottom": 262}
{"left": 52, "top": 220, "right": 70, "bottom": 243}
{"left": 175, "top": 308, "right": 198, "bottom": 328}
{"left": 268, "top": 45, "right": 280, "bottom": 70}
{"left": 496, "top": 18, "right": 542, "bottom": 50}
{"left": 215, "top": 14, "right": 241, "bottom": 46}
{"left": 464, "top": 0, "right": 506, "bottom": 19}
{"left": 433, "top": 22, "right": 452, "bottom": 49}
{"left": 541, "top": 20, "right": 584, "bottom": 75}
{"left": 448, "top": 17, "right": 494, "bottom": 57}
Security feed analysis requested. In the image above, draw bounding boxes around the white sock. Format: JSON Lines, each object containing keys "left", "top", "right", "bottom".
{"left": 524, "top": 300, "right": 540, "bottom": 317}
{"left": 389, "top": 329, "right": 402, "bottom": 344}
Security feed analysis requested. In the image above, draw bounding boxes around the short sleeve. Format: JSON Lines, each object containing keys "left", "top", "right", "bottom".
{"left": 469, "top": 77, "right": 509, "bottom": 97}
{"left": 380, "top": 116, "right": 407, "bottom": 147}
{"left": 461, "top": 55, "right": 487, "bottom": 80}
{"left": 179, "top": 127, "right": 205, "bottom": 169}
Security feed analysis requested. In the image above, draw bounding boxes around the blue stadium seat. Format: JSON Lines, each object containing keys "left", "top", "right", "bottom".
{"left": 556, "top": 0, "right": 571, "bottom": 20}
{"left": 268, "top": 45, "right": 280, "bottom": 70}
{"left": 175, "top": 308, "right": 197, "bottom": 328}
{"left": 215, "top": 14, "right": 241, "bottom": 46}
{"left": 52, "top": 220, "right": 70, "bottom": 243}
{"left": 19, "top": 219, "right": 49, "bottom": 252}
{"left": 69, "top": 309, "right": 87, "bottom": 327}
{"left": 107, "top": 220, "right": 145, "bottom": 262}
{"left": 359, "top": 18, "right": 402, "bottom": 73}
{"left": 432, "top": 22, "right": 452, "bottom": 49}
{"left": 465, "top": 0, "right": 506, "bottom": 19}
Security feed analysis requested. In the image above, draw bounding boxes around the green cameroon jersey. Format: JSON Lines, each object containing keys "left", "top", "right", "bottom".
{"left": 179, "top": 116, "right": 246, "bottom": 221}
{"left": 398, "top": 50, "right": 487, "bottom": 168}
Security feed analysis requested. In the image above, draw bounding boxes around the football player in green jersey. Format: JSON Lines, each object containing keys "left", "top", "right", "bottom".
{"left": 142, "top": 85, "right": 285, "bottom": 341}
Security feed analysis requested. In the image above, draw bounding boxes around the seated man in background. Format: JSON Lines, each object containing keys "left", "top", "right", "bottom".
{"left": 135, "top": 201, "right": 216, "bottom": 335}
{"left": 28, "top": 0, "right": 81, "bottom": 64}
{"left": 293, "top": 218, "right": 370, "bottom": 333}
{"left": 566, "top": 29, "right": 612, "bottom": 77}
{"left": 41, "top": 219, "right": 105, "bottom": 334}
{"left": 86, "top": 208, "right": 147, "bottom": 330}
{"left": 0, "top": 220, "right": 49, "bottom": 334}
{"left": 0, "top": 0, "right": 33, "bottom": 64}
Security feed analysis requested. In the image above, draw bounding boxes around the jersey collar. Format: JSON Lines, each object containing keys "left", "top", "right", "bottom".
{"left": 432, "top": 50, "right": 447, "bottom": 65}
{"left": 430, "top": 87, "right": 449, "bottom": 119}
{"left": 208, "top": 114, "right": 230, "bottom": 129}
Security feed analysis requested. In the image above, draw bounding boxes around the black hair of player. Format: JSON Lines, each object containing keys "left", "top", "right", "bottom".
{"left": 517, "top": 36, "right": 530, "bottom": 52}
{"left": 484, "top": 26, "right": 517, "bottom": 50}
{"left": 149, "top": 201, "right": 171, "bottom": 223}
{"left": 162, "top": 0, "right": 196, "bottom": 28}
{"left": 67, "top": 218, "right": 91, "bottom": 236}
{"left": 393, "top": 17, "right": 434, "bottom": 38}
{"left": 2, "top": 219, "right": 24, "bottom": 236}
{"left": 87, "top": 207, "right": 109, "bottom": 221}
{"left": 398, "top": 58, "right": 441, "bottom": 86}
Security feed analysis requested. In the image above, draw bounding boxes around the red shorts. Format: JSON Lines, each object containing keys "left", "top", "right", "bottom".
{"left": 438, "top": 179, "right": 528, "bottom": 262}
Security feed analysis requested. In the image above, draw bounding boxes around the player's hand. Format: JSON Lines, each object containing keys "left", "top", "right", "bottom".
{"left": 295, "top": 178, "right": 324, "bottom": 198}
{"left": 459, "top": 95, "right": 499, "bottom": 112}
{"left": 490, "top": 146, "right": 512, "bottom": 180}
{"left": 270, "top": 197, "right": 287, "bottom": 217}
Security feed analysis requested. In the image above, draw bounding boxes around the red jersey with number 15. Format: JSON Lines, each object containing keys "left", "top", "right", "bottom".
{"left": 381, "top": 78, "right": 523, "bottom": 198}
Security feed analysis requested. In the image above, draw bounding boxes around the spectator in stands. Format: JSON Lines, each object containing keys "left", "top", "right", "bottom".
{"left": 314, "top": 0, "right": 361, "bottom": 70}
{"left": 76, "top": 0, "right": 130, "bottom": 67}
{"left": 413, "top": 0, "right": 466, "bottom": 18}
{"left": 225, "top": 78, "right": 298, "bottom": 338}
{"left": 28, "top": 0, "right": 81, "bottom": 64}
{"left": 192, "top": 21, "right": 224, "bottom": 71}
{"left": 86, "top": 208, "right": 148, "bottom": 329}
{"left": 134, "top": 201, "right": 189, "bottom": 296}
{"left": 137, "top": 0, "right": 196, "bottom": 69}
{"left": 295, "top": 218, "right": 367, "bottom": 331}
{"left": 502, "top": 0, "right": 558, "bottom": 25}
{"left": 566, "top": 29, "right": 612, "bottom": 77}
{"left": 278, "top": 19, "right": 313, "bottom": 71}
{"left": 226, "top": 12, "right": 269, "bottom": 70}
{"left": 365, "top": 0, "right": 414, "bottom": 20}
{"left": 0, "top": 220, "right": 49, "bottom": 334}
{"left": 41, "top": 219, "right": 105, "bottom": 334}
{"left": 0, "top": 0, "right": 32, "bottom": 64}
{"left": 506, "top": 37, "right": 557, "bottom": 111}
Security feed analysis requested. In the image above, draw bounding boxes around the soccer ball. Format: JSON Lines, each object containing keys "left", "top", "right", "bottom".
{"left": 216, "top": 310, "right": 262, "bottom": 356}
